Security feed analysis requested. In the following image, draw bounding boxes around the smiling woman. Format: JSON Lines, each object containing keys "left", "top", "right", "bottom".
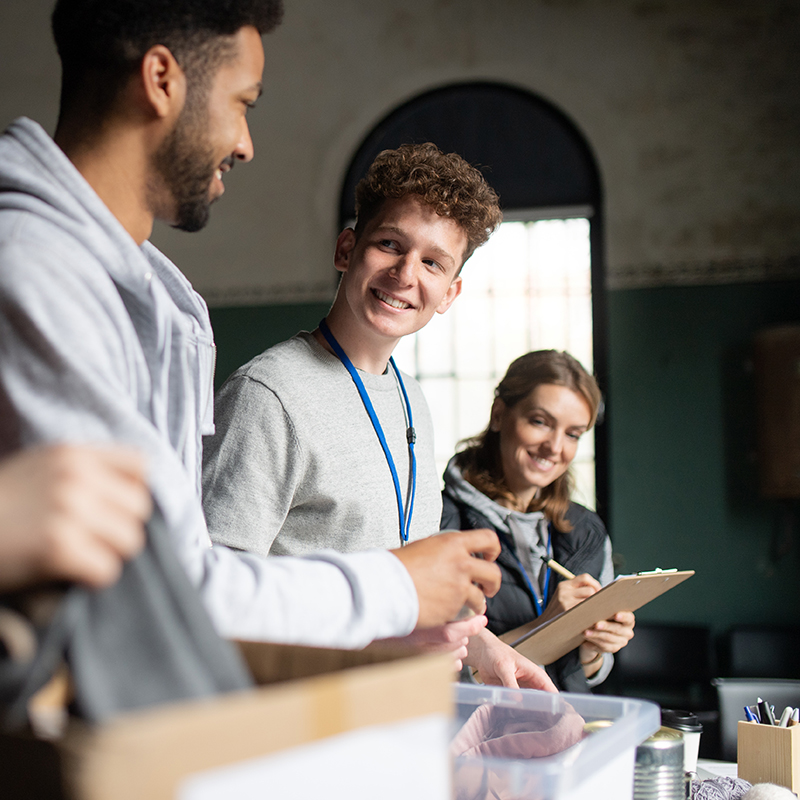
{"left": 440, "top": 350, "right": 636, "bottom": 692}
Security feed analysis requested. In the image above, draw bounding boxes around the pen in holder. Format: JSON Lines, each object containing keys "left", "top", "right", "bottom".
{"left": 737, "top": 720, "right": 799, "bottom": 793}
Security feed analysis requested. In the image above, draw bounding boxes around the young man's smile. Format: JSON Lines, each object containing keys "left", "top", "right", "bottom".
{"left": 372, "top": 287, "right": 413, "bottom": 310}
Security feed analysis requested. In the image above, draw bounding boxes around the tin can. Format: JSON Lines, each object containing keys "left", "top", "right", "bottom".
{"left": 633, "top": 726, "right": 686, "bottom": 800}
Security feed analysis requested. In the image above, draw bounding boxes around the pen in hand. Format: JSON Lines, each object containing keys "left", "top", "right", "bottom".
{"left": 539, "top": 555, "right": 576, "bottom": 581}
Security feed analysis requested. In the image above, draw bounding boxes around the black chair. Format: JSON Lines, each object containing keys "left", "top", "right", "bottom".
{"left": 598, "top": 622, "right": 715, "bottom": 711}
{"left": 595, "top": 622, "right": 721, "bottom": 755}
{"left": 712, "top": 678, "right": 800, "bottom": 762}
{"left": 718, "top": 626, "right": 800, "bottom": 679}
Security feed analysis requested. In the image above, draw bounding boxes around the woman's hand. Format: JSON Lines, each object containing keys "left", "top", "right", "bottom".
{"left": 536, "top": 573, "right": 601, "bottom": 624}
{"left": 579, "top": 611, "right": 636, "bottom": 675}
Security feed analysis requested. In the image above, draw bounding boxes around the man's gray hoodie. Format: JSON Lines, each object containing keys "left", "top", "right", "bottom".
{"left": 0, "top": 118, "right": 417, "bottom": 646}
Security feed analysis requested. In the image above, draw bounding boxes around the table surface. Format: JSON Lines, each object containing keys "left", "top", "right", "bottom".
{"left": 696, "top": 759, "right": 738, "bottom": 780}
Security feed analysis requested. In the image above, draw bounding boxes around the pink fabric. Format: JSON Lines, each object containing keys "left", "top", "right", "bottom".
{"left": 451, "top": 701, "right": 585, "bottom": 760}
{"left": 451, "top": 701, "right": 587, "bottom": 800}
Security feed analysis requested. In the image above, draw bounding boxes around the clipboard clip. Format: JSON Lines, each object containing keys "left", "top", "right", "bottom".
{"left": 636, "top": 568, "right": 679, "bottom": 576}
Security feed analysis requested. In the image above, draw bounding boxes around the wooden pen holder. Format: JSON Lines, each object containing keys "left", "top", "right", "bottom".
{"left": 737, "top": 720, "right": 800, "bottom": 793}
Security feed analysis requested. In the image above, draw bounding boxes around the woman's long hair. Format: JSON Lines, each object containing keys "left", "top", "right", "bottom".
{"left": 455, "top": 350, "right": 602, "bottom": 532}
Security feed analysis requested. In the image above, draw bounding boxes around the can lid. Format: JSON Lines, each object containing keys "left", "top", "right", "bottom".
{"left": 583, "top": 719, "right": 615, "bottom": 735}
{"left": 635, "top": 727, "right": 684, "bottom": 767}
{"left": 661, "top": 708, "right": 703, "bottom": 733}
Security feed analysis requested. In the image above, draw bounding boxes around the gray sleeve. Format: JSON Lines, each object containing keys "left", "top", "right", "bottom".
{"left": 586, "top": 535, "right": 617, "bottom": 688}
{"left": 202, "top": 374, "right": 300, "bottom": 558}
{"left": 0, "top": 241, "right": 418, "bottom": 647}
{"left": 599, "top": 535, "right": 615, "bottom": 586}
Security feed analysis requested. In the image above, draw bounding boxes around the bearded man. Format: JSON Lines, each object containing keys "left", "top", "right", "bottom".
{"left": 0, "top": 0, "right": 522, "bottom": 655}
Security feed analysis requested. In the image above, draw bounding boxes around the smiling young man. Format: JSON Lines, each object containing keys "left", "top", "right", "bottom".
{"left": 201, "top": 145, "right": 559, "bottom": 689}
{"left": 0, "top": 2, "right": 511, "bottom": 651}
{"left": 203, "top": 144, "right": 497, "bottom": 557}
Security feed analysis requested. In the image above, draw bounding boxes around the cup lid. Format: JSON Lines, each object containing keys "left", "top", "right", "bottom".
{"left": 661, "top": 708, "right": 703, "bottom": 733}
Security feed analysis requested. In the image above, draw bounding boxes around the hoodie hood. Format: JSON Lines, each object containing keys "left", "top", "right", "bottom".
{"left": 0, "top": 118, "right": 151, "bottom": 295}
{"left": 0, "top": 118, "right": 211, "bottom": 329}
{"left": 442, "top": 455, "right": 546, "bottom": 536}
{"left": 0, "top": 118, "right": 215, "bottom": 480}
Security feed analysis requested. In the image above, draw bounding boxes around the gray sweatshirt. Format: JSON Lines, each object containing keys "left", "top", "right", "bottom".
{"left": 204, "top": 332, "right": 442, "bottom": 557}
{"left": 0, "top": 118, "right": 417, "bottom": 647}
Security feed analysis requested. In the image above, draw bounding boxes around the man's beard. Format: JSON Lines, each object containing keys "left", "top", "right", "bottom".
{"left": 153, "top": 102, "right": 218, "bottom": 233}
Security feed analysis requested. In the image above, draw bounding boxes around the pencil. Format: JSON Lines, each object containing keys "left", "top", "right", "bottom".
{"left": 540, "top": 555, "right": 576, "bottom": 580}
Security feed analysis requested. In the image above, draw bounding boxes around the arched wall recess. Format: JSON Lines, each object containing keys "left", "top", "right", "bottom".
{"left": 339, "top": 81, "right": 611, "bottom": 519}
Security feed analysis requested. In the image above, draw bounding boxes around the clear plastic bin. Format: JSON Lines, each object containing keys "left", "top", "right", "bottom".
{"left": 451, "top": 684, "right": 660, "bottom": 800}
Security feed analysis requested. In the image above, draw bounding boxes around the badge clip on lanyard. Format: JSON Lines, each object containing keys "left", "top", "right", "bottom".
{"left": 319, "top": 319, "right": 416, "bottom": 543}
{"left": 511, "top": 524, "right": 553, "bottom": 617}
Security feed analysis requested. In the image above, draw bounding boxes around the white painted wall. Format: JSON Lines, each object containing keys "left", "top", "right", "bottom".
{"left": 1, "top": 0, "right": 798, "bottom": 302}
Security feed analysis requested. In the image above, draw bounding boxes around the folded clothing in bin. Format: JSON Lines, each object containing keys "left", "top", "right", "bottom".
{"left": 451, "top": 701, "right": 585, "bottom": 761}
{"left": 450, "top": 685, "right": 661, "bottom": 800}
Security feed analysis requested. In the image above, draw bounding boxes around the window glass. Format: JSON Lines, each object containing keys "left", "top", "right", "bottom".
{"left": 393, "top": 214, "right": 596, "bottom": 508}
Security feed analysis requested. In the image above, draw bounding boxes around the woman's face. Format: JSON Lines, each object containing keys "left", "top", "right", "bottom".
{"left": 492, "top": 383, "right": 592, "bottom": 508}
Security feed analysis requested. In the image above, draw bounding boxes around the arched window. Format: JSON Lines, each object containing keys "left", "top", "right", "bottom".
{"left": 340, "top": 82, "right": 608, "bottom": 514}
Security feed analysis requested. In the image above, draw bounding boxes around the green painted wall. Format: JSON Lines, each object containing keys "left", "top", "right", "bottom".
{"left": 207, "top": 280, "right": 800, "bottom": 635}
{"left": 606, "top": 280, "right": 800, "bottom": 633}
{"left": 209, "top": 302, "right": 330, "bottom": 388}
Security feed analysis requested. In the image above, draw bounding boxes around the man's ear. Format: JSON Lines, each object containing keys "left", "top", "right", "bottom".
{"left": 490, "top": 398, "right": 506, "bottom": 432}
{"left": 435, "top": 275, "right": 462, "bottom": 315}
{"left": 140, "top": 45, "right": 186, "bottom": 120}
{"left": 333, "top": 228, "right": 357, "bottom": 273}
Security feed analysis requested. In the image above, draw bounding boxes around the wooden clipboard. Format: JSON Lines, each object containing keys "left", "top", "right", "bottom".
{"left": 499, "top": 570, "right": 695, "bottom": 666}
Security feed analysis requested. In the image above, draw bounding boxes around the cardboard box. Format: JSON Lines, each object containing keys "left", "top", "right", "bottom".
{"left": 451, "top": 684, "right": 660, "bottom": 800}
{"left": 0, "top": 641, "right": 454, "bottom": 800}
{"left": 737, "top": 720, "right": 800, "bottom": 793}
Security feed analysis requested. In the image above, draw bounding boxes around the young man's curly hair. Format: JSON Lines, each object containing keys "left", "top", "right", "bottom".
{"left": 354, "top": 143, "right": 502, "bottom": 265}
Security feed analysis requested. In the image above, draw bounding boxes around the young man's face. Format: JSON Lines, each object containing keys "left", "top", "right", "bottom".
{"left": 154, "top": 26, "right": 264, "bottom": 231}
{"left": 334, "top": 195, "right": 467, "bottom": 344}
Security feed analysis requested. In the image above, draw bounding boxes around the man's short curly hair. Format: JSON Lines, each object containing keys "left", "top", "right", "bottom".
{"left": 354, "top": 143, "right": 502, "bottom": 265}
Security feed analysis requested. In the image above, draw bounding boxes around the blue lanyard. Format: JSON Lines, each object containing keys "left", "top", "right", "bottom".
{"left": 318, "top": 319, "right": 417, "bottom": 544}
{"left": 508, "top": 524, "right": 553, "bottom": 617}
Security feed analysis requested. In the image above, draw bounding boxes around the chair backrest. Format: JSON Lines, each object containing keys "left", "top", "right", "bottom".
{"left": 718, "top": 626, "right": 800, "bottom": 679}
{"left": 712, "top": 678, "right": 800, "bottom": 761}
{"left": 613, "top": 623, "right": 713, "bottom": 684}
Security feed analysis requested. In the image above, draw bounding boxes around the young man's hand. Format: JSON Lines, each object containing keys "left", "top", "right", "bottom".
{"left": 391, "top": 529, "right": 501, "bottom": 628}
{"left": 0, "top": 445, "right": 151, "bottom": 592}
{"left": 464, "top": 627, "right": 558, "bottom": 692}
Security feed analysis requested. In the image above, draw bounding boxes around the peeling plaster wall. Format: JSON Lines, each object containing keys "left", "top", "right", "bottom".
{"left": 2, "top": 0, "right": 798, "bottom": 303}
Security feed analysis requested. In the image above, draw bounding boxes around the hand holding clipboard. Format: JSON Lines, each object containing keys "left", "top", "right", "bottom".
{"left": 498, "top": 568, "right": 695, "bottom": 666}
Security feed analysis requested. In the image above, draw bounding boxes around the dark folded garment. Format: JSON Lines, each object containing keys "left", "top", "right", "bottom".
{"left": 0, "top": 504, "right": 252, "bottom": 733}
